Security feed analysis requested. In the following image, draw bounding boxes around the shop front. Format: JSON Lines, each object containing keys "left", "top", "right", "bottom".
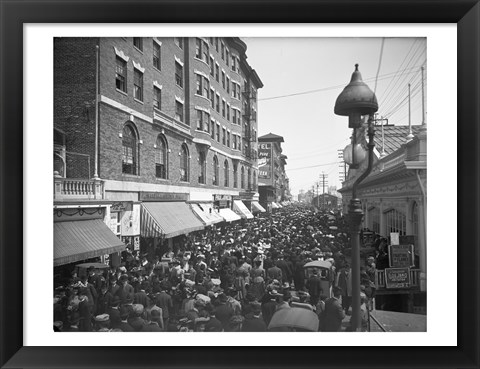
{"left": 233, "top": 200, "right": 254, "bottom": 219}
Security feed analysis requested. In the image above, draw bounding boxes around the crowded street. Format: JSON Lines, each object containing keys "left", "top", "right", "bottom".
{"left": 53, "top": 204, "right": 386, "bottom": 332}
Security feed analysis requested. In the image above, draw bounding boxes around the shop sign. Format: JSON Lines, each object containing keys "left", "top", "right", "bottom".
{"left": 389, "top": 244, "right": 415, "bottom": 268}
{"left": 111, "top": 201, "right": 131, "bottom": 212}
{"left": 214, "top": 194, "right": 232, "bottom": 201}
{"left": 258, "top": 143, "right": 272, "bottom": 179}
{"left": 385, "top": 267, "right": 411, "bottom": 289}
{"left": 140, "top": 192, "right": 189, "bottom": 202}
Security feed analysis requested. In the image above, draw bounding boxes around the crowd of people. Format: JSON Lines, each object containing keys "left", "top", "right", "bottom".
{"left": 54, "top": 204, "right": 382, "bottom": 332}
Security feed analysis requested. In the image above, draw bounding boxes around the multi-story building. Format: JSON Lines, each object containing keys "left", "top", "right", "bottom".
{"left": 53, "top": 37, "right": 264, "bottom": 268}
{"left": 257, "top": 133, "right": 288, "bottom": 210}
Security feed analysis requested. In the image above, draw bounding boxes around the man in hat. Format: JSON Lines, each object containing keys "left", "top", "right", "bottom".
{"left": 214, "top": 293, "right": 234, "bottom": 331}
{"left": 94, "top": 313, "right": 110, "bottom": 332}
{"left": 108, "top": 296, "right": 121, "bottom": 328}
{"left": 242, "top": 303, "right": 267, "bottom": 332}
{"left": 128, "top": 304, "right": 146, "bottom": 331}
{"left": 134, "top": 281, "right": 149, "bottom": 308}
{"left": 116, "top": 306, "right": 134, "bottom": 332}
{"left": 306, "top": 268, "right": 323, "bottom": 306}
{"left": 77, "top": 291, "right": 93, "bottom": 332}
{"left": 88, "top": 266, "right": 105, "bottom": 295}
{"left": 337, "top": 263, "right": 352, "bottom": 314}
{"left": 267, "top": 261, "right": 283, "bottom": 284}
{"left": 117, "top": 274, "right": 134, "bottom": 305}
{"left": 142, "top": 309, "right": 163, "bottom": 332}
{"left": 155, "top": 282, "right": 173, "bottom": 329}
{"left": 96, "top": 283, "right": 113, "bottom": 315}
{"left": 324, "top": 287, "right": 345, "bottom": 332}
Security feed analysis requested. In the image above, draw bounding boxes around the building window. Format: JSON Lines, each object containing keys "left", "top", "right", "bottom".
{"left": 215, "top": 37, "right": 219, "bottom": 52}
{"left": 196, "top": 74, "right": 203, "bottom": 95}
{"left": 233, "top": 163, "right": 238, "bottom": 188}
{"left": 226, "top": 77, "right": 230, "bottom": 94}
{"left": 224, "top": 160, "right": 229, "bottom": 187}
{"left": 210, "top": 37, "right": 214, "bottom": 45}
{"left": 199, "top": 152, "right": 206, "bottom": 184}
{"left": 222, "top": 71, "right": 225, "bottom": 89}
{"left": 231, "top": 56, "right": 236, "bottom": 71}
{"left": 210, "top": 57, "right": 214, "bottom": 76}
{"left": 115, "top": 57, "right": 127, "bottom": 92}
{"left": 226, "top": 104, "right": 230, "bottom": 121}
{"left": 203, "top": 41, "right": 209, "bottom": 63}
{"left": 175, "top": 101, "right": 184, "bottom": 122}
{"left": 204, "top": 115, "right": 210, "bottom": 133}
{"left": 247, "top": 167, "right": 252, "bottom": 190}
{"left": 203, "top": 78, "right": 210, "bottom": 97}
{"left": 175, "top": 61, "right": 183, "bottom": 87}
{"left": 174, "top": 37, "right": 183, "bottom": 49}
{"left": 222, "top": 100, "right": 226, "bottom": 118}
{"left": 122, "top": 124, "right": 137, "bottom": 175}
{"left": 213, "top": 156, "right": 219, "bottom": 186}
{"left": 215, "top": 64, "right": 219, "bottom": 82}
{"left": 133, "top": 69, "right": 143, "bottom": 101}
{"left": 195, "top": 38, "right": 202, "bottom": 59}
{"left": 210, "top": 88, "right": 215, "bottom": 108}
{"left": 241, "top": 166, "right": 245, "bottom": 189}
{"left": 227, "top": 131, "right": 230, "bottom": 147}
{"left": 253, "top": 170, "right": 257, "bottom": 189}
{"left": 216, "top": 93, "right": 220, "bottom": 113}
{"left": 221, "top": 42, "right": 225, "bottom": 59}
{"left": 233, "top": 134, "right": 236, "bottom": 150}
{"left": 226, "top": 49, "right": 229, "bottom": 66}
{"left": 153, "top": 87, "right": 161, "bottom": 110}
{"left": 222, "top": 127, "right": 226, "bottom": 145}
{"left": 196, "top": 110, "right": 203, "bottom": 130}
{"left": 180, "top": 144, "right": 189, "bottom": 182}
{"left": 210, "top": 120, "right": 215, "bottom": 139}
{"left": 155, "top": 135, "right": 168, "bottom": 179}
{"left": 385, "top": 208, "right": 406, "bottom": 236}
{"left": 133, "top": 37, "right": 143, "bottom": 51}
{"left": 216, "top": 123, "right": 220, "bottom": 142}
{"left": 153, "top": 42, "right": 161, "bottom": 70}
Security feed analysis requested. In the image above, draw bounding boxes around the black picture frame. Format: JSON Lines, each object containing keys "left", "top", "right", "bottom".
{"left": 0, "top": 0, "right": 478, "bottom": 368}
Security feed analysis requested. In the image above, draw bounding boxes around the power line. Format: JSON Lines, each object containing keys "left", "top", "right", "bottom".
{"left": 257, "top": 66, "right": 423, "bottom": 102}
{"left": 373, "top": 38, "right": 385, "bottom": 95}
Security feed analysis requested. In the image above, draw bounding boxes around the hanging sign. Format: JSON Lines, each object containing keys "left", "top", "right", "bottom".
{"left": 389, "top": 244, "right": 415, "bottom": 268}
{"left": 385, "top": 267, "right": 411, "bottom": 289}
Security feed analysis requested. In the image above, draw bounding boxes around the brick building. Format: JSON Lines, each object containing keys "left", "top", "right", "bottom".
{"left": 53, "top": 37, "right": 264, "bottom": 266}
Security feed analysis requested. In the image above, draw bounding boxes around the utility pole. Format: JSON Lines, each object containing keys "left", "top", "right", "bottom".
{"left": 320, "top": 173, "right": 328, "bottom": 210}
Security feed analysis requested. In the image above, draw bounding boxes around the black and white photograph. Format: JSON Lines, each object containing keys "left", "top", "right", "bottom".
{"left": 52, "top": 36, "right": 428, "bottom": 334}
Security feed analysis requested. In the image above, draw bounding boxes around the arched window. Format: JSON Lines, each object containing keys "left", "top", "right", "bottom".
{"left": 155, "top": 135, "right": 168, "bottom": 179}
{"left": 224, "top": 160, "right": 229, "bottom": 187}
{"left": 385, "top": 208, "right": 406, "bottom": 236}
{"left": 253, "top": 170, "right": 257, "bottom": 190}
{"left": 241, "top": 166, "right": 245, "bottom": 189}
{"left": 198, "top": 151, "right": 206, "bottom": 184}
{"left": 122, "top": 123, "right": 138, "bottom": 175}
{"left": 412, "top": 202, "right": 419, "bottom": 238}
{"left": 247, "top": 167, "right": 252, "bottom": 190}
{"left": 213, "top": 156, "right": 219, "bottom": 185}
{"left": 233, "top": 162, "right": 238, "bottom": 188}
{"left": 180, "top": 144, "right": 189, "bottom": 182}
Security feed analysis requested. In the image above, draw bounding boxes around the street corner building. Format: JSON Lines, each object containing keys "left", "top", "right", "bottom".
{"left": 53, "top": 37, "right": 264, "bottom": 268}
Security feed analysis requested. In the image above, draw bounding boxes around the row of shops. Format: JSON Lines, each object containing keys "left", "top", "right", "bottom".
{"left": 54, "top": 193, "right": 266, "bottom": 270}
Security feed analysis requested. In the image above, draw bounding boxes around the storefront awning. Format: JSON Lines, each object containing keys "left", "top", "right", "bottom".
{"left": 251, "top": 201, "right": 266, "bottom": 213}
{"left": 191, "top": 203, "right": 224, "bottom": 226}
{"left": 141, "top": 202, "right": 205, "bottom": 239}
{"left": 218, "top": 208, "right": 241, "bottom": 222}
{"left": 233, "top": 200, "right": 254, "bottom": 219}
{"left": 271, "top": 202, "right": 280, "bottom": 209}
{"left": 54, "top": 219, "right": 126, "bottom": 267}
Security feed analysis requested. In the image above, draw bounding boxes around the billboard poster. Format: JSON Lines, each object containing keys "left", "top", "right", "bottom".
{"left": 258, "top": 142, "right": 272, "bottom": 180}
{"left": 385, "top": 267, "right": 411, "bottom": 289}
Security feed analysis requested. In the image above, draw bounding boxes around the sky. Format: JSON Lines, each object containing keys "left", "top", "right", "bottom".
{"left": 242, "top": 37, "right": 426, "bottom": 196}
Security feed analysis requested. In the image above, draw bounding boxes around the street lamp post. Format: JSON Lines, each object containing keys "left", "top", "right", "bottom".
{"left": 334, "top": 64, "right": 378, "bottom": 331}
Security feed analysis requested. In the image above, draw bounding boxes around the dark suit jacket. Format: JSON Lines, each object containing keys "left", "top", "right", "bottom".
{"left": 242, "top": 316, "right": 267, "bottom": 332}
{"left": 267, "top": 266, "right": 282, "bottom": 282}
{"left": 324, "top": 297, "right": 345, "bottom": 332}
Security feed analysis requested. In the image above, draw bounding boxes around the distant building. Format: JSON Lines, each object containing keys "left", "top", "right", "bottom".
{"left": 53, "top": 37, "right": 263, "bottom": 267}
{"left": 257, "top": 133, "right": 288, "bottom": 210}
{"left": 311, "top": 193, "right": 340, "bottom": 211}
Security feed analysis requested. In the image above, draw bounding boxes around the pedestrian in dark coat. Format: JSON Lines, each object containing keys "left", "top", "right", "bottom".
{"left": 306, "top": 269, "right": 323, "bottom": 306}
{"left": 324, "top": 287, "right": 345, "bottom": 332}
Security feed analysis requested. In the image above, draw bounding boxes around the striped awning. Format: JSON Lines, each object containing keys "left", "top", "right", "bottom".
{"left": 251, "top": 201, "right": 266, "bottom": 213}
{"left": 233, "top": 200, "right": 254, "bottom": 219}
{"left": 141, "top": 202, "right": 205, "bottom": 239}
{"left": 218, "top": 208, "right": 241, "bottom": 222}
{"left": 190, "top": 203, "right": 224, "bottom": 226}
{"left": 54, "top": 219, "right": 125, "bottom": 267}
